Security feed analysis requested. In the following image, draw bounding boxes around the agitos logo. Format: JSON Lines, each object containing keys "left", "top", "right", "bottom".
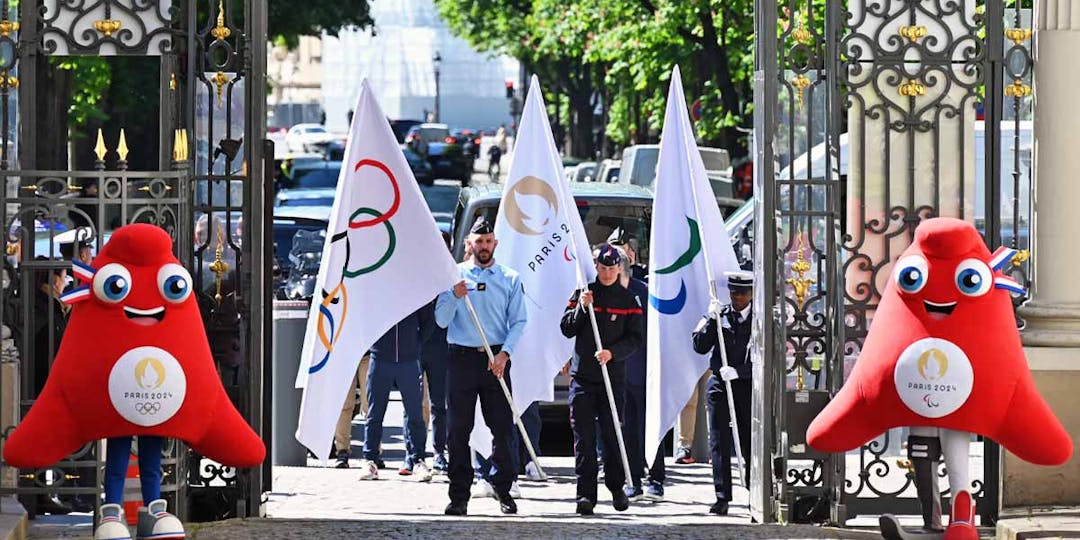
{"left": 311, "top": 158, "right": 401, "bottom": 375}
{"left": 503, "top": 176, "right": 559, "bottom": 236}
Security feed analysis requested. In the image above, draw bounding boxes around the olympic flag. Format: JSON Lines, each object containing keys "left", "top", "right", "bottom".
{"left": 295, "top": 80, "right": 460, "bottom": 460}
{"left": 645, "top": 66, "right": 741, "bottom": 461}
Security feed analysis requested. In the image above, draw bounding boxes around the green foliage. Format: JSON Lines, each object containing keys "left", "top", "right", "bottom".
{"left": 52, "top": 57, "right": 111, "bottom": 137}
{"left": 268, "top": 0, "right": 374, "bottom": 49}
{"left": 437, "top": 0, "right": 758, "bottom": 156}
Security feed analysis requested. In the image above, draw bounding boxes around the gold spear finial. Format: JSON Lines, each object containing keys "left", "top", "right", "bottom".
{"left": 117, "top": 129, "right": 129, "bottom": 161}
{"left": 94, "top": 129, "right": 107, "bottom": 161}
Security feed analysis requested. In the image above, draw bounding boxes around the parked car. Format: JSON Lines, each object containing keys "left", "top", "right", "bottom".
{"left": 285, "top": 123, "right": 336, "bottom": 152}
{"left": 450, "top": 182, "right": 654, "bottom": 427}
{"left": 451, "top": 128, "right": 483, "bottom": 163}
{"left": 595, "top": 159, "right": 621, "bottom": 184}
{"left": 390, "top": 119, "right": 423, "bottom": 144}
{"left": 420, "top": 180, "right": 461, "bottom": 235}
{"left": 275, "top": 187, "right": 336, "bottom": 208}
{"left": 571, "top": 161, "right": 598, "bottom": 182}
{"left": 406, "top": 123, "right": 472, "bottom": 184}
{"left": 272, "top": 206, "right": 332, "bottom": 300}
{"left": 621, "top": 144, "right": 734, "bottom": 199}
{"left": 403, "top": 145, "right": 436, "bottom": 186}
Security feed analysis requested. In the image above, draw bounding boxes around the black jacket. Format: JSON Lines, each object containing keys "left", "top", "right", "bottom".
{"left": 370, "top": 301, "right": 437, "bottom": 364}
{"left": 560, "top": 281, "right": 643, "bottom": 385}
{"left": 691, "top": 305, "right": 753, "bottom": 380}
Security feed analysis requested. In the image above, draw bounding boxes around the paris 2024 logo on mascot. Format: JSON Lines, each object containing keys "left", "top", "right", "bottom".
{"left": 807, "top": 218, "right": 1071, "bottom": 540}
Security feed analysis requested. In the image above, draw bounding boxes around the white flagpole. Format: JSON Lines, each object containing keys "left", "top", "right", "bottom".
{"left": 543, "top": 118, "right": 633, "bottom": 490}
{"left": 461, "top": 295, "right": 547, "bottom": 481}
{"left": 679, "top": 92, "right": 747, "bottom": 488}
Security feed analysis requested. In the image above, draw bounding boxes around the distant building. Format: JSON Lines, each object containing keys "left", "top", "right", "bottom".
{"left": 321, "top": 0, "right": 519, "bottom": 134}
{"left": 267, "top": 36, "right": 325, "bottom": 129}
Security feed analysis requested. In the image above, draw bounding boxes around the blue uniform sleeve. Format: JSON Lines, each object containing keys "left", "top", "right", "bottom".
{"left": 435, "top": 288, "right": 460, "bottom": 329}
{"left": 501, "top": 272, "right": 528, "bottom": 357}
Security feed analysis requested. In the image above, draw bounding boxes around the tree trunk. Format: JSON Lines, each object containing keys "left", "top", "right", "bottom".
{"left": 699, "top": 8, "right": 743, "bottom": 154}
{"left": 567, "top": 75, "right": 594, "bottom": 159}
{"left": 35, "top": 56, "right": 72, "bottom": 173}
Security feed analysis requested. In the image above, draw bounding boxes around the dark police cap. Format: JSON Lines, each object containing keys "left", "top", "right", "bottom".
{"left": 606, "top": 227, "right": 628, "bottom": 245}
{"left": 57, "top": 227, "right": 93, "bottom": 258}
{"left": 596, "top": 243, "right": 622, "bottom": 267}
{"left": 470, "top": 215, "right": 494, "bottom": 235}
{"left": 725, "top": 270, "right": 754, "bottom": 291}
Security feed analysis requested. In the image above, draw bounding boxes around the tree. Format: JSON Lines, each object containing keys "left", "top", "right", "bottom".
{"left": 268, "top": 0, "right": 374, "bottom": 48}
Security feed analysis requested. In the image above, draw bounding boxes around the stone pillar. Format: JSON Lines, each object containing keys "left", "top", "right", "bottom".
{"left": 1008, "top": 0, "right": 1080, "bottom": 507}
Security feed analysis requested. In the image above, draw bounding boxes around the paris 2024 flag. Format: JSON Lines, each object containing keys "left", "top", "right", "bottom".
{"left": 645, "top": 66, "right": 741, "bottom": 461}
{"left": 295, "top": 80, "right": 460, "bottom": 460}
{"left": 470, "top": 76, "right": 596, "bottom": 455}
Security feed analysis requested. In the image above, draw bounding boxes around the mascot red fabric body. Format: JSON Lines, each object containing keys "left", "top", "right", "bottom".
{"left": 3, "top": 224, "right": 264, "bottom": 469}
{"left": 807, "top": 217, "right": 1071, "bottom": 539}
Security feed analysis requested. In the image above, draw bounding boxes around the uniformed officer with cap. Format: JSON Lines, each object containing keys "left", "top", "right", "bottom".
{"left": 606, "top": 227, "right": 647, "bottom": 282}
{"left": 691, "top": 270, "right": 754, "bottom": 515}
{"left": 435, "top": 216, "right": 527, "bottom": 516}
{"left": 561, "top": 243, "right": 642, "bottom": 515}
{"left": 56, "top": 226, "right": 93, "bottom": 265}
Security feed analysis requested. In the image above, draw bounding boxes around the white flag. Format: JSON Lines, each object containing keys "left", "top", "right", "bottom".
{"left": 470, "top": 76, "right": 596, "bottom": 454}
{"left": 645, "top": 66, "right": 741, "bottom": 461}
{"left": 295, "top": 80, "right": 460, "bottom": 460}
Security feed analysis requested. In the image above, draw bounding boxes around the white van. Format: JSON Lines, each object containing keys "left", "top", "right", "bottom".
{"left": 620, "top": 144, "right": 735, "bottom": 199}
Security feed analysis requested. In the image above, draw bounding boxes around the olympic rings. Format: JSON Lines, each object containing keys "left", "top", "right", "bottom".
{"left": 310, "top": 282, "right": 347, "bottom": 375}
{"left": 348, "top": 159, "right": 401, "bottom": 228}
{"left": 135, "top": 402, "right": 162, "bottom": 415}
{"left": 342, "top": 208, "right": 397, "bottom": 278}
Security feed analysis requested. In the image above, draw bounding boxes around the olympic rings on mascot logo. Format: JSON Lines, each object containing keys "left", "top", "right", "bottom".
{"left": 135, "top": 402, "right": 162, "bottom": 415}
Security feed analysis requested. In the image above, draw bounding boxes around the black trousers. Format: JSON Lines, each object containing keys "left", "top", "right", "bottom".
{"left": 623, "top": 383, "right": 665, "bottom": 488}
{"left": 446, "top": 346, "right": 516, "bottom": 504}
{"left": 569, "top": 378, "right": 626, "bottom": 503}
{"left": 707, "top": 375, "right": 751, "bottom": 502}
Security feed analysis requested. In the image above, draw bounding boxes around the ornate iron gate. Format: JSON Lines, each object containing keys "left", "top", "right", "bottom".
{"left": 0, "top": 0, "right": 269, "bottom": 521}
{"left": 753, "top": 0, "right": 1033, "bottom": 525}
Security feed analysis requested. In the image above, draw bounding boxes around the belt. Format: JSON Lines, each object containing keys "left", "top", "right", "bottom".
{"left": 449, "top": 344, "right": 502, "bottom": 354}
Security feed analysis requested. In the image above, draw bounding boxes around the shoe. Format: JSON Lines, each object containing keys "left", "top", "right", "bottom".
{"left": 335, "top": 451, "right": 350, "bottom": 469}
{"left": 575, "top": 497, "right": 594, "bottom": 516}
{"left": 136, "top": 499, "right": 185, "bottom": 540}
{"left": 358, "top": 460, "right": 379, "bottom": 480}
{"left": 374, "top": 458, "right": 387, "bottom": 469}
{"left": 524, "top": 460, "right": 544, "bottom": 481}
{"left": 444, "top": 501, "right": 468, "bottom": 516}
{"left": 675, "top": 446, "right": 695, "bottom": 464}
{"left": 508, "top": 481, "right": 521, "bottom": 498}
{"left": 414, "top": 461, "right": 433, "bottom": 482}
{"left": 645, "top": 482, "right": 665, "bottom": 501}
{"left": 398, "top": 459, "right": 414, "bottom": 476}
{"left": 624, "top": 485, "right": 644, "bottom": 502}
{"left": 37, "top": 495, "right": 73, "bottom": 515}
{"left": 710, "top": 500, "right": 729, "bottom": 515}
{"left": 471, "top": 479, "right": 495, "bottom": 498}
{"left": 944, "top": 490, "right": 978, "bottom": 540}
{"left": 433, "top": 453, "right": 449, "bottom": 473}
{"left": 94, "top": 504, "right": 131, "bottom": 540}
{"left": 612, "top": 488, "right": 630, "bottom": 512}
{"left": 496, "top": 491, "right": 517, "bottom": 514}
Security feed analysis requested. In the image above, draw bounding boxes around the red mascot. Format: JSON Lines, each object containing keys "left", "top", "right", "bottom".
{"left": 4, "top": 224, "right": 265, "bottom": 540}
{"left": 807, "top": 218, "right": 1072, "bottom": 540}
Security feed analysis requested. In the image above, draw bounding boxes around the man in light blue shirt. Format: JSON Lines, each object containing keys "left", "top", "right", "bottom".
{"left": 436, "top": 216, "right": 527, "bottom": 516}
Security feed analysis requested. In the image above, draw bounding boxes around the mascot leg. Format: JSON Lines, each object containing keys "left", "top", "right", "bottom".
{"left": 134, "top": 436, "right": 185, "bottom": 540}
{"left": 941, "top": 429, "right": 977, "bottom": 540}
{"left": 97, "top": 437, "right": 134, "bottom": 540}
{"left": 879, "top": 428, "right": 946, "bottom": 540}
{"left": 910, "top": 427, "right": 944, "bottom": 532}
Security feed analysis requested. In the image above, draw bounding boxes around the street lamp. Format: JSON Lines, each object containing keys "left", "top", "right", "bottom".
{"left": 432, "top": 51, "right": 442, "bottom": 123}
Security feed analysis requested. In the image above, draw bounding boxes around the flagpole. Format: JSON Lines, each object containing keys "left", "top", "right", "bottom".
{"left": 461, "top": 295, "right": 547, "bottom": 481}
{"left": 677, "top": 74, "right": 747, "bottom": 487}
{"left": 543, "top": 124, "right": 633, "bottom": 491}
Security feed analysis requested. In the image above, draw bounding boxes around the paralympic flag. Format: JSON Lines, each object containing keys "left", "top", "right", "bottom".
{"left": 295, "top": 80, "right": 460, "bottom": 460}
{"left": 645, "top": 66, "right": 741, "bottom": 461}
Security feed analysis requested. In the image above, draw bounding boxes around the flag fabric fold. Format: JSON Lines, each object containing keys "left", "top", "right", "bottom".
{"left": 470, "top": 76, "right": 596, "bottom": 454}
{"left": 645, "top": 66, "right": 742, "bottom": 462}
{"left": 295, "top": 80, "right": 460, "bottom": 461}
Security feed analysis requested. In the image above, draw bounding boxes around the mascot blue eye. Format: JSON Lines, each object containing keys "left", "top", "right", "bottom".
{"left": 92, "top": 263, "right": 132, "bottom": 304}
{"left": 893, "top": 255, "right": 928, "bottom": 294}
{"left": 954, "top": 259, "right": 992, "bottom": 297}
{"left": 157, "top": 263, "right": 193, "bottom": 303}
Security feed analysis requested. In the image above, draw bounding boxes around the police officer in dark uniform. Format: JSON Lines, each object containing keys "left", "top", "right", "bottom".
{"left": 691, "top": 270, "right": 753, "bottom": 516}
{"left": 561, "top": 244, "right": 642, "bottom": 515}
{"left": 435, "top": 216, "right": 527, "bottom": 516}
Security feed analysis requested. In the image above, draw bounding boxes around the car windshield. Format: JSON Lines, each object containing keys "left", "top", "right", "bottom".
{"left": 304, "top": 126, "right": 326, "bottom": 134}
{"left": 421, "top": 128, "right": 450, "bottom": 143}
{"left": 279, "top": 196, "right": 335, "bottom": 207}
{"left": 291, "top": 166, "right": 341, "bottom": 189}
{"left": 420, "top": 183, "right": 460, "bottom": 222}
